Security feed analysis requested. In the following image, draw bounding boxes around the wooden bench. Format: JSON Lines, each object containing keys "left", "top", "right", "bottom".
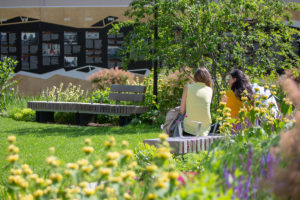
{"left": 27, "top": 84, "right": 148, "bottom": 126}
{"left": 143, "top": 135, "right": 224, "bottom": 154}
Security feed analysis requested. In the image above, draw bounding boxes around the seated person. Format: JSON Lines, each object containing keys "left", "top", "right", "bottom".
{"left": 222, "top": 69, "right": 253, "bottom": 119}
{"left": 179, "top": 67, "right": 213, "bottom": 136}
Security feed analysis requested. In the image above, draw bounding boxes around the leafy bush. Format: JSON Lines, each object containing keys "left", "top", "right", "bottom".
{"left": 0, "top": 57, "right": 18, "bottom": 111}
{"left": 8, "top": 108, "right": 35, "bottom": 122}
{"left": 54, "top": 112, "right": 75, "bottom": 124}
{"left": 88, "top": 67, "right": 137, "bottom": 90}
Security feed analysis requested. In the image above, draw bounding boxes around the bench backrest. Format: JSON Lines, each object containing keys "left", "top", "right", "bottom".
{"left": 109, "top": 84, "right": 146, "bottom": 104}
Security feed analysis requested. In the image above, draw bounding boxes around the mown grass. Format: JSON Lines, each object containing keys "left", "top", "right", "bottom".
{"left": 0, "top": 116, "right": 161, "bottom": 196}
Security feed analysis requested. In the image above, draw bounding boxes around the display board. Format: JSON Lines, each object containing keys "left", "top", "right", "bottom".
{"left": 85, "top": 31, "right": 103, "bottom": 65}
{"left": 107, "top": 32, "right": 124, "bottom": 68}
{"left": 0, "top": 32, "right": 18, "bottom": 61}
{"left": 21, "top": 32, "right": 39, "bottom": 70}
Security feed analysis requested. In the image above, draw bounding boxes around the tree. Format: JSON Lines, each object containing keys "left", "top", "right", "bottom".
{"left": 110, "top": 0, "right": 300, "bottom": 100}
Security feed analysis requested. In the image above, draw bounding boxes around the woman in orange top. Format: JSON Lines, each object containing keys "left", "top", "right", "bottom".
{"left": 222, "top": 69, "right": 253, "bottom": 119}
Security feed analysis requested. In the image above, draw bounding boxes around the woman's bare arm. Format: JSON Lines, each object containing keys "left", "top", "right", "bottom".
{"left": 180, "top": 85, "right": 188, "bottom": 114}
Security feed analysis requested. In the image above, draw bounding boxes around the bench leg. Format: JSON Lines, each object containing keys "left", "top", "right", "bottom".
{"left": 119, "top": 116, "right": 131, "bottom": 126}
{"left": 75, "top": 113, "right": 95, "bottom": 126}
{"left": 36, "top": 111, "right": 54, "bottom": 123}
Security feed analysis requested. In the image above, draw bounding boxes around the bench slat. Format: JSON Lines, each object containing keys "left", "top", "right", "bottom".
{"left": 110, "top": 85, "right": 146, "bottom": 93}
{"left": 28, "top": 101, "right": 148, "bottom": 115}
{"left": 109, "top": 93, "right": 144, "bottom": 102}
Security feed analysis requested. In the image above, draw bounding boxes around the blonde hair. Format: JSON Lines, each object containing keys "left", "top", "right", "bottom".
{"left": 194, "top": 68, "right": 212, "bottom": 87}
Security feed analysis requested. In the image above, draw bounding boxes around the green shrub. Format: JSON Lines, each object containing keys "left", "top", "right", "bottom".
{"left": 54, "top": 112, "right": 75, "bottom": 124}
{"left": 0, "top": 57, "right": 18, "bottom": 111}
{"left": 11, "top": 108, "right": 35, "bottom": 122}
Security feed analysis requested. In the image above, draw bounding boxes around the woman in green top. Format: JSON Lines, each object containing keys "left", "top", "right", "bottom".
{"left": 180, "top": 68, "right": 213, "bottom": 136}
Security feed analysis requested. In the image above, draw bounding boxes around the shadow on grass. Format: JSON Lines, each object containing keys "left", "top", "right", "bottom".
{"left": 0, "top": 118, "right": 162, "bottom": 137}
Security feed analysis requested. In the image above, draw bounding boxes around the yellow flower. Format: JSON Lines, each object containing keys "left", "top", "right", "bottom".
{"left": 155, "top": 180, "right": 166, "bottom": 189}
{"left": 124, "top": 193, "right": 132, "bottom": 200}
{"left": 33, "top": 190, "right": 43, "bottom": 198}
{"left": 108, "top": 176, "right": 121, "bottom": 183}
{"left": 98, "top": 168, "right": 111, "bottom": 176}
{"left": 271, "top": 84, "right": 276, "bottom": 89}
{"left": 168, "top": 171, "right": 180, "bottom": 179}
{"left": 224, "top": 107, "right": 231, "bottom": 112}
{"left": 253, "top": 94, "right": 259, "bottom": 99}
{"left": 254, "top": 87, "right": 260, "bottom": 92}
{"left": 7, "top": 145, "right": 19, "bottom": 154}
{"left": 217, "top": 109, "right": 222, "bottom": 113}
{"left": 268, "top": 121, "right": 274, "bottom": 125}
{"left": 45, "top": 179, "right": 52, "bottom": 185}
{"left": 105, "top": 187, "right": 115, "bottom": 196}
{"left": 122, "top": 140, "right": 129, "bottom": 148}
{"left": 271, "top": 91, "right": 277, "bottom": 95}
{"left": 157, "top": 147, "right": 171, "bottom": 159}
{"left": 158, "top": 133, "right": 169, "bottom": 141}
{"left": 239, "top": 108, "right": 247, "bottom": 113}
{"left": 105, "top": 137, "right": 116, "bottom": 148}
{"left": 96, "top": 183, "right": 105, "bottom": 191}
{"left": 10, "top": 168, "right": 22, "bottom": 175}
{"left": 242, "top": 90, "right": 248, "bottom": 95}
{"left": 36, "top": 178, "right": 44, "bottom": 185}
{"left": 64, "top": 170, "right": 71, "bottom": 176}
{"left": 122, "top": 149, "right": 133, "bottom": 158}
{"left": 264, "top": 85, "right": 269, "bottom": 90}
{"left": 46, "top": 156, "right": 60, "bottom": 167}
{"left": 19, "top": 194, "right": 33, "bottom": 200}
{"left": 216, "top": 117, "right": 223, "bottom": 121}
{"left": 283, "top": 118, "right": 289, "bottom": 123}
{"left": 106, "top": 160, "right": 118, "bottom": 167}
{"left": 7, "top": 155, "right": 19, "bottom": 163}
{"left": 220, "top": 91, "right": 226, "bottom": 95}
{"left": 82, "top": 165, "right": 94, "bottom": 173}
{"left": 94, "top": 160, "right": 103, "bottom": 167}
{"left": 241, "top": 96, "right": 248, "bottom": 101}
{"left": 219, "top": 102, "right": 226, "bottom": 106}
{"left": 67, "top": 163, "right": 79, "bottom": 170}
{"left": 129, "top": 161, "right": 137, "bottom": 169}
{"left": 29, "top": 174, "right": 39, "bottom": 181}
{"left": 255, "top": 101, "right": 261, "bottom": 106}
{"left": 79, "top": 181, "right": 88, "bottom": 188}
{"left": 85, "top": 138, "right": 92, "bottom": 145}
{"left": 106, "top": 152, "right": 120, "bottom": 160}
{"left": 146, "top": 164, "right": 158, "bottom": 173}
{"left": 261, "top": 95, "right": 268, "bottom": 100}
{"left": 44, "top": 186, "right": 51, "bottom": 194}
{"left": 77, "top": 159, "right": 88, "bottom": 166}
{"left": 225, "top": 113, "right": 231, "bottom": 117}
{"left": 83, "top": 188, "right": 95, "bottom": 196}
{"left": 49, "top": 173, "right": 63, "bottom": 182}
{"left": 146, "top": 193, "right": 158, "bottom": 200}
{"left": 48, "top": 147, "right": 55, "bottom": 154}
{"left": 8, "top": 136, "right": 16, "bottom": 144}
{"left": 82, "top": 146, "right": 94, "bottom": 154}
{"left": 254, "top": 107, "right": 260, "bottom": 112}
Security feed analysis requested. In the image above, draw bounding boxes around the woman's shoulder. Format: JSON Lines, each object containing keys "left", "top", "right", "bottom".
{"left": 226, "top": 90, "right": 235, "bottom": 97}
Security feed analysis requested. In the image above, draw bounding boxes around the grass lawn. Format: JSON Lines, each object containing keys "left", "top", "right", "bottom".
{"left": 0, "top": 117, "right": 161, "bottom": 185}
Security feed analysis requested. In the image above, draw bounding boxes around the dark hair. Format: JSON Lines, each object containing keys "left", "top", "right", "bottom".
{"left": 194, "top": 68, "right": 212, "bottom": 87}
{"left": 230, "top": 69, "right": 253, "bottom": 100}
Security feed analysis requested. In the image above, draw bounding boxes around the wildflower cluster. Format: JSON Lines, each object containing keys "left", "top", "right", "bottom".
{"left": 218, "top": 85, "right": 294, "bottom": 135}
{"left": 6, "top": 134, "right": 180, "bottom": 200}
{"left": 42, "top": 82, "right": 89, "bottom": 102}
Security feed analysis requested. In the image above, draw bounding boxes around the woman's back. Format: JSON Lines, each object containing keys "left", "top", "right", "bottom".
{"left": 184, "top": 82, "right": 212, "bottom": 136}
